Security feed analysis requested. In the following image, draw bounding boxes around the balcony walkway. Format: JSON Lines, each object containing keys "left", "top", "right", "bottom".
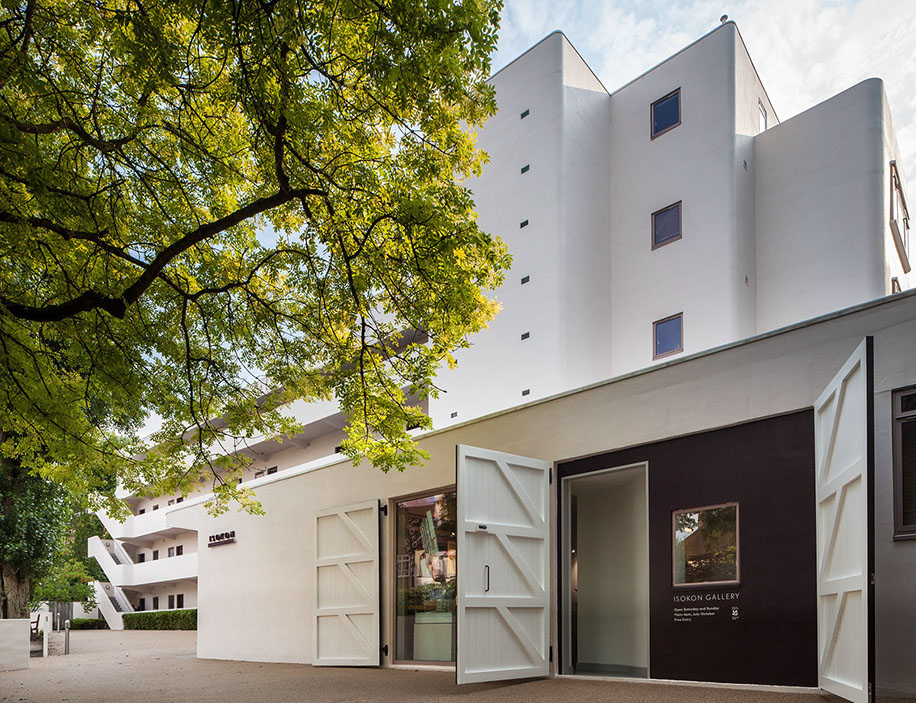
{"left": 0, "top": 630, "right": 906, "bottom": 703}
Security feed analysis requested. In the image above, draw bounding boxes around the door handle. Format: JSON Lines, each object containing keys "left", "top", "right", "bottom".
{"left": 485, "top": 565, "right": 490, "bottom": 593}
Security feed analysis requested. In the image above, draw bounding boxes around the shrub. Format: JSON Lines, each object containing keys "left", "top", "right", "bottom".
{"left": 122, "top": 609, "right": 197, "bottom": 630}
{"left": 70, "top": 618, "right": 109, "bottom": 630}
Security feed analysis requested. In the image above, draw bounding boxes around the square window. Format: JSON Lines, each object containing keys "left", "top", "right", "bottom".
{"left": 673, "top": 503, "right": 739, "bottom": 586}
{"left": 651, "top": 89, "right": 681, "bottom": 139}
{"left": 177, "top": 594, "right": 184, "bottom": 609}
{"left": 138, "top": 508, "right": 145, "bottom": 515}
{"left": 168, "top": 595, "right": 175, "bottom": 610}
{"left": 266, "top": 466, "right": 278, "bottom": 475}
{"left": 653, "top": 314, "right": 683, "bottom": 359}
{"left": 652, "top": 201, "right": 681, "bottom": 248}
{"left": 176, "top": 545, "right": 183, "bottom": 556}
{"left": 152, "top": 504, "right": 159, "bottom": 511}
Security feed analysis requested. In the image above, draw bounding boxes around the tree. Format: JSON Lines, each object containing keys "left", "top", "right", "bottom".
{"left": 31, "top": 558, "right": 97, "bottom": 611}
{"left": 0, "top": 454, "right": 72, "bottom": 618}
{"left": 0, "top": 0, "right": 509, "bottom": 516}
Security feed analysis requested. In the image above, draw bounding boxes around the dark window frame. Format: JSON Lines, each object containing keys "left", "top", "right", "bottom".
{"left": 152, "top": 596, "right": 159, "bottom": 610}
{"left": 893, "top": 386, "right": 916, "bottom": 539}
{"left": 138, "top": 552, "right": 145, "bottom": 564}
{"left": 168, "top": 594, "right": 175, "bottom": 610}
{"left": 176, "top": 594, "right": 184, "bottom": 609}
{"left": 152, "top": 550, "right": 159, "bottom": 561}
{"left": 138, "top": 598, "right": 145, "bottom": 612}
{"left": 176, "top": 545, "right": 183, "bottom": 557}
{"left": 672, "top": 502, "right": 741, "bottom": 588}
{"left": 651, "top": 201, "right": 682, "bottom": 249}
{"left": 653, "top": 313, "right": 684, "bottom": 360}
{"left": 168, "top": 547, "right": 175, "bottom": 558}
{"left": 650, "top": 88, "right": 681, "bottom": 140}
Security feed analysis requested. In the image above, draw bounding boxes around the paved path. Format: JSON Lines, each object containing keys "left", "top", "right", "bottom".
{"left": 0, "top": 631, "right": 906, "bottom": 703}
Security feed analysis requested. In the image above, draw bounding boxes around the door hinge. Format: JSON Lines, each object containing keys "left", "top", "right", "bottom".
{"left": 379, "top": 504, "right": 388, "bottom": 517}
{"left": 549, "top": 468, "right": 553, "bottom": 485}
{"left": 381, "top": 644, "right": 389, "bottom": 656}
{"left": 549, "top": 645, "right": 553, "bottom": 662}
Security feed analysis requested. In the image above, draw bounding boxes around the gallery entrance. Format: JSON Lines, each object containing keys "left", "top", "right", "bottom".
{"left": 560, "top": 463, "right": 649, "bottom": 677}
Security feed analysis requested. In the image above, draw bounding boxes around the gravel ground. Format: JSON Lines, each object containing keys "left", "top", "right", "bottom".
{"left": 0, "top": 630, "right": 909, "bottom": 703}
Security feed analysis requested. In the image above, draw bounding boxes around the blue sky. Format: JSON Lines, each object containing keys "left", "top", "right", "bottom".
{"left": 492, "top": 0, "right": 916, "bottom": 175}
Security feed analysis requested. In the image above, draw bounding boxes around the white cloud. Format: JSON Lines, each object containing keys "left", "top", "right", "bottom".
{"left": 494, "top": 0, "right": 916, "bottom": 177}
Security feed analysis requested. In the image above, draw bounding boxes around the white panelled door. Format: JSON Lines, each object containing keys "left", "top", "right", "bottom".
{"left": 312, "top": 500, "right": 379, "bottom": 667}
{"left": 457, "top": 445, "right": 551, "bottom": 684}
{"left": 814, "top": 338, "right": 874, "bottom": 703}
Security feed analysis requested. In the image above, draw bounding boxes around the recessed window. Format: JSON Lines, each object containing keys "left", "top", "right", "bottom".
{"left": 138, "top": 508, "right": 145, "bottom": 515}
{"left": 890, "top": 161, "right": 910, "bottom": 272}
{"left": 652, "top": 201, "right": 682, "bottom": 248}
{"left": 893, "top": 387, "right": 916, "bottom": 539}
{"left": 520, "top": 109, "right": 530, "bottom": 119}
{"left": 450, "top": 412, "right": 458, "bottom": 419}
{"left": 266, "top": 466, "right": 278, "bottom": 475}
{"left": 152, "top": 596, "right": 159, "bottom": 610}
{"left": 651, "top": 88, "right": 681, "bottom": 139}
{"left": 758, "top": 100, "right": 767, "bottom": 133}
{"left": 521, "top": 389, "right": 530, "bottom": 396}
{"left": 395, "top": 491, "right": 457, "bottom": 662}
{"left": 520, "top": 164, "right": 530, "bottom": 174}
{"left": 168, "top": 547, "right": 175, "bottom": 558}
{"left": 138, "top": 552, "right": 146, "bottom": 564}
{"left": 168, "top": 594, "right": 175, "bottom": 610}
{"left": 334, "top": 446, "right": 342, "bottom": 453}
{"left": 521, "top": 332, "right": 530, "bottom": 340}
{"left": 254, "top": 470, "right": 265, "bottom": 478}
{"left": 177, "top": 594, "right": 184, "bottom": 609}
{"left": 176, "top": 545, "right": 183, "bottom": 556}
{"left": 168, "top": 499, "right": 174, "bottom": 506}
{"left": 520, "top": 219, "right": 529, "bottom": 228}
{"left": 176, "top": 497, "right": 184, "bottom": 504}
{"left": 152, "top": 550, "right": 159, "bottom": 561}
{"left": 653, "top": 313, "right": 683, "bottom": 359}
{"left": 152, "top": 504, "right": 159, "bottom": 511}
{"left": 138, "top": 598, "right": 145, "bottom": 612}
{"left": 673, "top": 503, "right": 739, "bottom": 586}
{"left": 521, "top": 276, "right": 530, "bottom": 285}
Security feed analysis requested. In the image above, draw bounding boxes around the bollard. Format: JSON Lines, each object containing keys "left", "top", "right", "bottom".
{"left": 64, "top": 619, "right": 70, "bottom": 655}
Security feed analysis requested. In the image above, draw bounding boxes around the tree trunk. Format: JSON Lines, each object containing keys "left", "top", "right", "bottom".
{"left": 0, "top": 563, "right": 30, "bottom": 619}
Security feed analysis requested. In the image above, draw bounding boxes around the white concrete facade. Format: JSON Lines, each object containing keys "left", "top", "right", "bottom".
{"left": 91, "top": 23, "right": 915, "bottom": 694}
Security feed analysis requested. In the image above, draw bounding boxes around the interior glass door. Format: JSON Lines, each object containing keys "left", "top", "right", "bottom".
{"left": 394, "top": 490, "right": 457, "bottom": 663}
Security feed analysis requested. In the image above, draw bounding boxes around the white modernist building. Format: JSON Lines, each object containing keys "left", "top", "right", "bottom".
{"left": 93, "top": 23, "right": 915, "bottom": 702}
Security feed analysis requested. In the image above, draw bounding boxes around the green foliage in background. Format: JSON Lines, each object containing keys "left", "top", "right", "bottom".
{"left": 31, "top": 558, "right": 97, "bottom": 609}
{"left": 0, "top": 0, "right": 508, "bottom": 518}
{"left": 69, "top": 617, "right": 109, "bottom": 630}
{"left": 123, "top": 608, "right": 197, "bottom": 630}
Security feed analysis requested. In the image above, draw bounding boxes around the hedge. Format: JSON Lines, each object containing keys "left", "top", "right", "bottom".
{"left": 122, "top": 609, "right": 197, "bottom": 630}
{"left": 70, "top": 618, "right": 109, "bottom": 630}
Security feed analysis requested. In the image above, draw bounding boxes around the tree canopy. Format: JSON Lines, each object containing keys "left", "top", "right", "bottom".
{"left": 0, "top": 0, "right": 508, "bottom": 515}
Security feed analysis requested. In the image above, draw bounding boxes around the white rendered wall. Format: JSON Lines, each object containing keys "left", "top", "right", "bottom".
{"left": 0, "top": 619, "right": 28, "bottom": 671}
{"left": 608, "top": 23, "right": 744, "bottom": 375}
{"left": 879, "top": 87, "right": 913, "bottom": 294}
{"left": 755, "top": 79, "right": 888, "bottom": 332}
{"left": 169, "top": 292, "right": 916, "bottom": 681}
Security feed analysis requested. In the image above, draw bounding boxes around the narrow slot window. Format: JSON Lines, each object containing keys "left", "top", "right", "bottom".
{"left": 520, "top": 109, "right": 530, "bottom": 119}
{"left": 521, "top": 276, "right": 530, "bottom": 285}
{"left": 894, "top": 387, "right": 916, "bottom": 539}
{"left": 520, "top": 164, "right": 530, "bottom": 174}
{"left": 521, "top": 332, "right": 530, "bottom": 340}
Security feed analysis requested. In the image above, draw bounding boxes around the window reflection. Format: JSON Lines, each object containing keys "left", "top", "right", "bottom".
{"left": 674, "top": 504, "right": 739, "bottom": 585}
{"left": 395, "top": 491, "right": 457, "bottom": 662}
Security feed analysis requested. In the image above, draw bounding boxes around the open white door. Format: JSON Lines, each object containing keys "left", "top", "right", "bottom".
{"left": 457, "top": 445, "right": 551, "bottom": 684}
{"left": 814, "top": 338, "right": 874, "bottom": 703}
{"left": 313, "top": 500, "right": 379, "bottom": 666}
